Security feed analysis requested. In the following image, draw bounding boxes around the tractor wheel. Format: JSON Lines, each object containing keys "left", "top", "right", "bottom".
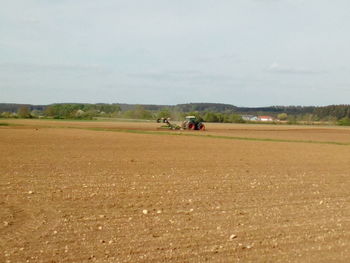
{"left": 188, "top": 122, "right": 196, "bottom": 130}
{"left": 198, "top": 123, "right": 205, "bottom": 131}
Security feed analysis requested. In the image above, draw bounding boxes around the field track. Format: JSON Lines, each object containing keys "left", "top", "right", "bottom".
{"left": 1, "top": 120, "right": 350, "bottom": 262}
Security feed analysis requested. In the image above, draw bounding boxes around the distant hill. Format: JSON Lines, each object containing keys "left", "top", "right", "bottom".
{"left": 0, "top": 103, "right": 46, "bottom": 112}
{"left": 115, "top": 102, "right": 238, "bottom": 113}
{"left": 117, "top": 103, "right": 169, "bottom": 111}
{"left": 236, "top": 105, "right": 316, "bottom": 115}
{"left": 174, "top": 103, "right": 237, "bottom": 113}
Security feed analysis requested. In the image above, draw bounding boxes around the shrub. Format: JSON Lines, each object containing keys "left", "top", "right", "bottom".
{"left": 338, "top": 117, "right": 350, "bottom": 126}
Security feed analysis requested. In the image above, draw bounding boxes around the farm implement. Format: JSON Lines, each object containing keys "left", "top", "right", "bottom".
{"left": 157, "top": 116, "right": 205, "bottom": 131}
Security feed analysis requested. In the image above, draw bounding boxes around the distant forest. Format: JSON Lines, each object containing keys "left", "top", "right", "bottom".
{"left": 1, "top": 102, "right": 350, "bottom": 125}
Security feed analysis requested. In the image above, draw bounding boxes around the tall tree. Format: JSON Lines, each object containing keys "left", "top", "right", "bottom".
{"left": 17, "top": 106, "right": 31, "bottom": 118}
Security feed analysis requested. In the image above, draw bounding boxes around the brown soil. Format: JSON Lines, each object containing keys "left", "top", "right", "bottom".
{"left": 1, "top": 120, "right": 349, "bottom": 262}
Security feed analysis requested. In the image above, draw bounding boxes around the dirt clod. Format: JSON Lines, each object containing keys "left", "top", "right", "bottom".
{"left": 229, "top": 234, "right": 237, "bottom": 240}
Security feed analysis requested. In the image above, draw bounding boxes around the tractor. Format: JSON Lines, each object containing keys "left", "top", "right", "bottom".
{"left": 181, "top": 116, "right": 205, "bottom": 130}
{"left": 156, "top": 116, "right": 205, "bottom": 131}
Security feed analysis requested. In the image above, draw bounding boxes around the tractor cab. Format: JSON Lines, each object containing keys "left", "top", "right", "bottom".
{"left": 185, "top": 116, "right": 196, "bottom": 122}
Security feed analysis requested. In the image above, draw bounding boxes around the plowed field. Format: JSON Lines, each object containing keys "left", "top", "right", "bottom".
{"left": 1, "top": 120, "right": 349, "bottom": 262}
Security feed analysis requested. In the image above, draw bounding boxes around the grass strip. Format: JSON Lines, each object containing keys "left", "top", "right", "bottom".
{"left": 83, "top": 127, "right": 350, "bottom": 146}
{"left": 0, "top": 122, "right": 21, "bottom": 126}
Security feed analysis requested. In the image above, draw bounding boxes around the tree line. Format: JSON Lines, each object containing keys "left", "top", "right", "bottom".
{"left": 1, "top": 103, "right": 350, "bottom": 125}
{"left": 1, "top": 104, "right": 121, "bottom": 119}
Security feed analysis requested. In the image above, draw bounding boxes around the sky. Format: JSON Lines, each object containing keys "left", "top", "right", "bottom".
{"left": 1, "top": 0, "right": 350, "bottom": 106}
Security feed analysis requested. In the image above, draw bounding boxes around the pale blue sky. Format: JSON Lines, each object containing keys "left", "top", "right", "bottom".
{"left": 1, "top": 0, "right": 350, "bottom": 106}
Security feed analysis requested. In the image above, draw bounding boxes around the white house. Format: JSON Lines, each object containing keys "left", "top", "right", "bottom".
{"left": 242, "top": 115, "right": 259, "bottom": 121}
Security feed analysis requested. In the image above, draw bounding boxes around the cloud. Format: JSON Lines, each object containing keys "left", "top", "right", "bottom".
{"left": 0, "top": 63, "right": 110, "bottom": 74}
{"left": 0, "top": 0, "right": 348, "bottom": 106}
{"left": 127, "top": 70, "right": 234, "bottom": 83}
{"left": 20, "top": 18, "right": 41, "bottom": 24}
{"left": 266, "top": 62, "right": 324, "bottom": 74}
{"left": 194, "top": 53, "right": 239, "bottom": 62}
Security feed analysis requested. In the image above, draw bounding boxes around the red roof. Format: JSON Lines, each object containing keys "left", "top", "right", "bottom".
{"left": 258, "top": 116, "right": 273, "bottom": 119}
